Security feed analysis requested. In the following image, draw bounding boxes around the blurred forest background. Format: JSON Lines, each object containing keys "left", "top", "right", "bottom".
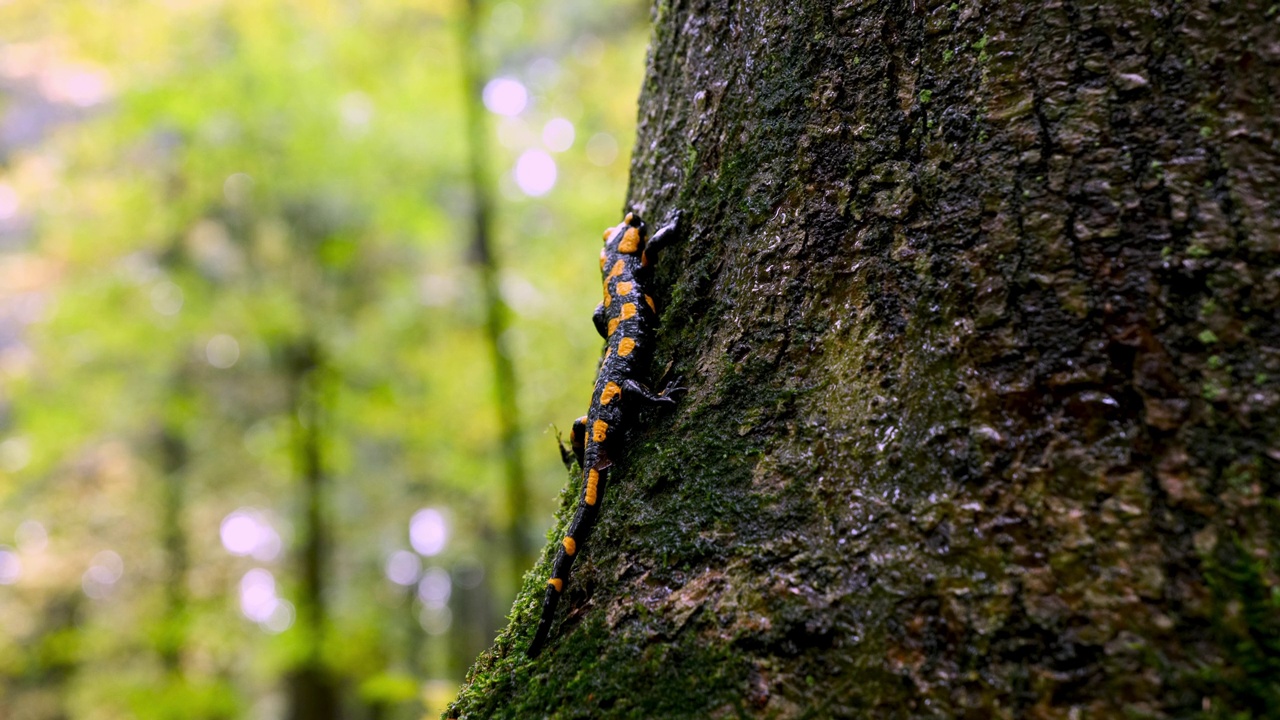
{"left": 0, "top": 0, "right": 654, "bottom": 717}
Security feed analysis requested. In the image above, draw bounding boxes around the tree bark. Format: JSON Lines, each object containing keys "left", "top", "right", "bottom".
{"left": 450, "top": 0, "right": 1280, "bottom": 717}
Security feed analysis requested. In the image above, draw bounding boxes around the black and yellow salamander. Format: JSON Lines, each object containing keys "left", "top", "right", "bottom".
{"left": 528, "top": 210, "right": 683, "bottom": 656}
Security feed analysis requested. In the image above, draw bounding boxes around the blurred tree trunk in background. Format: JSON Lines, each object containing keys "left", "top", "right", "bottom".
{"left": 449, "top": 0, "right": 1280, "bottom": 717}
{"left": 285, "top": 338, "right": 341, "bottom": 720}
{"left": 459, "top": 0, "right": 536, "bottom": 593}
{"left": 156, "top": 407, "right": 189, "bottom": 675}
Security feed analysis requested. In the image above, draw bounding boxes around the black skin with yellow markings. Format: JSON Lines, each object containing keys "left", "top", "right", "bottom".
{"left": 529, "top": 210, "right": 683, "bottom": 657}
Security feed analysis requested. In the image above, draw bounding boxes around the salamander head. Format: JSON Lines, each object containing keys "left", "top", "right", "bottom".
{"left": 604, "top": 212, "right": 647, "bottom": 255}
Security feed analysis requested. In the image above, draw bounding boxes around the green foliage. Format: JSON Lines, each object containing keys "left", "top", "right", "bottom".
{"left": 0, "top": 0, "right": 654, "bottom": 716}
{"left": 123, "top": 679, "right": 242, "bottom": 720}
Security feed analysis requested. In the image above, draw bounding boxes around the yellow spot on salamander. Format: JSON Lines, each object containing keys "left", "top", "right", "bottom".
{"left": 602, "top": 228, "right": 611, "bottom": 241}
{"left": 600, "top": 248, "right": 607, "bottom": 271}
{"left": 603, "top": 285, "right": 612, "bottom": 307}
{"left": 609, "top": 259, "right": 625, "bottom": 278}
{"left": 618, "top": 337, "right": 636, "bottom": 357}
{"left": 548, "top": 578, "right": 563, "bottom": 592}
{"left": 644, "top": 294, "right": 656, "bottom": 313}
{"left": 624, "top": 212, "right": 634, "bottom": 224}
{"left": 592, "top": 419, "right": 608, "bottom": 443}
{"left": 600, "top": 381, "right": 621, "bottom": 405}
{"left": 563, "top": 536, "right": 577, "bottom": 555}
{"left": 607, "top": 317, "right": 620, "bottom": 336}
{"left": 620, "top": 303, "right": 637, "bottom": 321}
{"left": 616, "top": 281, "right": 633, "bottom": 295}
{"left": 585, "top": 468, "right": 600, "bottom": 505}
{"left": 619, "top": 227, "right": 641, "bottom": 253}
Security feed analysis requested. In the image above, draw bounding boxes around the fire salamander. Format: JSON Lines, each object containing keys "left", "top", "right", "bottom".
{"left": 528, "top": 210, "right": 683, "bottom": 657}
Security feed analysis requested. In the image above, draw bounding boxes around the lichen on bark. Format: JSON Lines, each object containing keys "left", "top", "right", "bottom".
{"left": 449, "top": 0, "right": 1280, "bottom": 717}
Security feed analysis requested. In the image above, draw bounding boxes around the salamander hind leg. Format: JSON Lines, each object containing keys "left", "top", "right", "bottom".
{"left": 556, "top": 416, "right": 588, "bottom": 472}
{"left": 659, "top": 377, "right": 688, "bottom": 402}
{"left": 570, "top": 416, "right": 587, "bottom": 469}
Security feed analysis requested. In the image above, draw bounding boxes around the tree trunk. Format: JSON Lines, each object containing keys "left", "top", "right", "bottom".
{"left": 157, "top": 420, "right": 189, "bottom": 675}
{"left": 459, "top": 0, "right": 537, "bottom": 591}
{"left": 286, "top": 338, "right": 342, "bottom": 720}
{"left": 450, "top": 0, "right": 1280, "bottom": 717}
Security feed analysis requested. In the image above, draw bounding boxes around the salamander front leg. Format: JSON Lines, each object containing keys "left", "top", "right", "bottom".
{"left": 641, "top": 210, "right": 683, "bottom": 268}
{"left": 592, "top": 302, "right": 608, "bottom": 339}
{"left": 621, "top": 378, "right": 682, "bottom": 411}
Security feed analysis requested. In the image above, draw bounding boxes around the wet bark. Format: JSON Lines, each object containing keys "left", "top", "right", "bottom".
{"left": 450, "top": 0, "right": 1280, "bottom": 717}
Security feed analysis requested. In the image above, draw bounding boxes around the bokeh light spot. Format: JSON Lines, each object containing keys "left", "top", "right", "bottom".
{"left": 222, "top": 173, "right": 254, "bottom": 206}
{"left": 386, "top": 550, "right": 422, "bottom": 586}
{"left": 220, "top": 508, "right": 281, "bottom": 560}
{"left": 418, "top": 605, "right": 452, "bottom": 635}
{"left": 88, "top": 550, "right": 123, "bottom": 584}
{"left": 417, "top": 566, "right": 452, "bottom": 608}
{"left": 0, "top": 183, "right": 19, "bottom": 220}
{"left": 528, "top": 58, "right": 560, "bottom": 87}
{"left": 263, "top": 599, "right": 295, "bottom": 633}
{"left": 221, "top": 511, "right": 260, "bottom": 555}
{"left": 542, "top": 118, "right": 574, "bottom": 152}
{"left": 409, "top": 508, "right": 447, "bottom": 557}
{"left": 0, "top": 547, "right": 21, "bottom": 585}
{"left": 40, "top": 65, "right": 112, "bottom": 107}
{"left": 15, "top": 520, "right": 47, "bottom": 552}
{"left": 251, "top": 527, "right": 282, "bottom": 562}
{"left": 239, "top": 568, "right": 278, "bottom": 623}
{"left": 483, "top": 78, "right": 528, "bottom": 117}
{"left": 496, "top": 116, "right": 533, "bottom": 150}
{"left": 206, "top": 334, "right": 240, "bottom": 369}
{"left": 586, "top": 133, "right": 619, "bottom": 166}
{"left": 150, "top": 281, "right": 184, "bottom": 316}
{"left": 514, "top": 150, "right": 556, "bottom": 196}
{"left": 81, "top": 551, "right": 122, "bottom": 600}
{"left": 418, "top": 274, "right": 459, "bottom": 307}
{"left": 339, "top": 92, "right": 374, "bottom": 133}
{"left": 0, "top": 437, "right": 31, "bottom": 472}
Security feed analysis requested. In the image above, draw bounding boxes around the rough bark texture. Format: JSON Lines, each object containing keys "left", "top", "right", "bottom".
{"left": 450, "top": 0, "right": 1280, "bottom": 717}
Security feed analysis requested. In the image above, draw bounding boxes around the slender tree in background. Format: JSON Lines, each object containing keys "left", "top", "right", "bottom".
{"left": 155, "top": 374, "right": 191, "bottom": 676}
{"left": 458, "top": 0, "right": 536, "bottom": 589}
{"left": 450, "top": 1, "right": 1280, "bottom": 716}
{"left": 284, "top": 336, "right": 341, "bottom": 720}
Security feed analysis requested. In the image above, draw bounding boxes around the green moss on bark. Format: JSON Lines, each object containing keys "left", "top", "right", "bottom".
{"left": 450, "top": 0, "right": 1280, "bottom": 716}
